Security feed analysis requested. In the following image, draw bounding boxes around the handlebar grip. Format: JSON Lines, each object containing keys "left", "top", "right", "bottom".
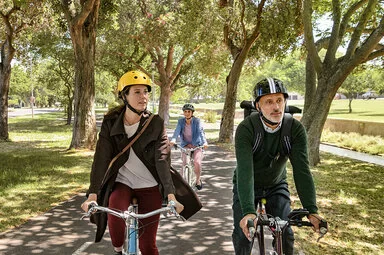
{"left": 167, "top": 200, "right": 178, "bottom": 216}
{"left": 247, "top": 219, "right": 255, "bottom": 238}
{"left": 319, "top": 219, "right": 328, "bottom": 235}
{"left": 88, "top": 201, "right": 97, "bottom": 211}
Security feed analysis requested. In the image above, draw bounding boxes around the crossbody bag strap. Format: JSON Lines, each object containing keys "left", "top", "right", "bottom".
{"left": 107, "top": 114, "right": 155, "bottom": 170}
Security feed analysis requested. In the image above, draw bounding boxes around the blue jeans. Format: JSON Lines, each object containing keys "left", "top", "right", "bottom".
{"left": 232, "top": 183, "right": 295, "bottom": 255}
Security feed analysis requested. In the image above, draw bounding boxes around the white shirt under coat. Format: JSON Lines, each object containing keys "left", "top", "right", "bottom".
{"left": 115, "top": 122, "right": 158, "bottom": 189}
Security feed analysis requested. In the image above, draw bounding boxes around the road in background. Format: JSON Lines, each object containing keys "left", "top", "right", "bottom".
{"left": 8, "top": 108, "right": 60, "bottom": 118}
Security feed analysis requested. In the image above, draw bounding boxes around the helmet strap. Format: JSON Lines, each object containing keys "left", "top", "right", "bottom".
{"left": 258, "top": 108, "right": 280, "bottom": 126}
{"left": 261, "top": 114, "right": 280, "bottom": 126}
{"left": 123, "top": 99, "right": 145, "bottom": 116}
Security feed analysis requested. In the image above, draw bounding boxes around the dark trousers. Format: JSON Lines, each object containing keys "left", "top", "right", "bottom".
{"left": 232, "top": 183, "right": 295, "bottom": 255}
{"left": 108, "top": 183, "right": 162, "bottom": 255}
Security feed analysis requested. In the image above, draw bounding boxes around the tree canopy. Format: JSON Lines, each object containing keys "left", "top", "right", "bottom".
{"left": 302, "top": 0, "right": 384, "bottom": 165}
{"left": 1, "top": 0, "right": 383, "bottom": 165}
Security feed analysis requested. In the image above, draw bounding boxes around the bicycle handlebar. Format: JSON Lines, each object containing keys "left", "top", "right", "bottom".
{"left": 172, "top": 144, "right": 204, "bottom": 153}
{"left": 81, "top": 201, "right": 182, "bottom": 221}
{"left": 247, "top": 208, "right": 328, "bottom": 242}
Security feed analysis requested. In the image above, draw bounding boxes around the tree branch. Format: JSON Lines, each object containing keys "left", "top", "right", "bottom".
{"left": 324, "top": 0, "right": 341, "bottom": 64}
{"left": 303, "top": 0, "right": 322, "bottom": 73}
{"left": 345, "top": 0, "right": 376, "bottom": 59}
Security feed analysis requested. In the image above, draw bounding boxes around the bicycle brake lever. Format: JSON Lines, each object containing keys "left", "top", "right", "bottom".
{"left": 316, "top": 219, "right": 328, "bottom": 242}
{"left": 317, "top": 232, "right": 325, "bottom": 242}
{"left": 80, "top": 212, "right": 92, "bottom": 220}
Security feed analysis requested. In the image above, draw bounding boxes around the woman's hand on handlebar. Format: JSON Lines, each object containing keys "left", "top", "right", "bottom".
{"left": 81, "top": 193, "right": 98, "bottom": 212}
{"left": 167, "top": 194, "right": 184, "bottom": 214}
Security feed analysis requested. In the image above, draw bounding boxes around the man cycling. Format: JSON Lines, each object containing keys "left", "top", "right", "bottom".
{"left": 232, "top": 78, "right": 326, "bottom": 255}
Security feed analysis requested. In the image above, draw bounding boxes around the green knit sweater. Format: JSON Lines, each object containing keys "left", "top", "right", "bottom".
{"left": 233, "top": 114, "right": 318, "bottom": 216}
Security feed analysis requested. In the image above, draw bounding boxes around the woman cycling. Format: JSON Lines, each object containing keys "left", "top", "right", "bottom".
{"left": 81, "top": 70, "right": 184, "bottom": 255}
{"left": 169, "top": 104, "right": 208, "bottom": 190}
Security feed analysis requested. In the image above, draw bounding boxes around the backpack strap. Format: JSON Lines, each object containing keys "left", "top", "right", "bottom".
{"left": 249, "top": 112, "right": 293, "bottom": 156}
{"left": 249, "top": 112, "right": 264, "bottom": 154}
{"left": 280, "top": 113, "right": 293, "bottom": 156}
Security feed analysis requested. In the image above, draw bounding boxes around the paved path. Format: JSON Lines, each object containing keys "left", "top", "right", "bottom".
{"left": 320, "top": 144, "right": 384, "bottom": 166}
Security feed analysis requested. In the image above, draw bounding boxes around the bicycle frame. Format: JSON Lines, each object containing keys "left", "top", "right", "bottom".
{"left": 82, "top": 202, "right": 179, "bottom": 255}
{"left": 173, "top": 144, "right": 204, "bottom": 187}
{"left": 127, "top": 204, "right": 138, "bottom": 254}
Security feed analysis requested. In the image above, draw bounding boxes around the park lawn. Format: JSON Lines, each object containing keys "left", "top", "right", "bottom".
{"left": 287, "top": 155, "right": 384, "bottom": 255}
{"left": 0, "top": 113, "right": 93, "bottom": 232}
{"left": 0, "top": 110, "right": 383, "bottom": 254}
{"left": 289, "top": 98, "right": 384, "bottom": 122}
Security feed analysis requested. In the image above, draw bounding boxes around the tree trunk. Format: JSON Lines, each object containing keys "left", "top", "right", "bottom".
{"left": 218, "top": 67, "right": 239, "bottom": 143}
{"left": 304, "top": 56, "right": 317, "bottom": 115}
{"left": 0, "top": 38, "right": 15, "bottom": 141}
{"left": 66, "top": 96, "right": 73, "bottom": 125}
{"left": 348, "top": 99, "right": 352, "bottom": 113}
{"left": 69, "top": 34, "right": 97, "bottom": 149}
{"left": 301, "top": 76, "right": 339, "bottom": 166}
{"left": 63, "top": 1, "right": 100, "bottom": 150}
{"left": 0, "top": 68, "right": 11, "bottom": 141}
{"left": 158, "top": 84, "right": 171, "bottom": 125}
{"left": 218, "top": 47, "right": 251, "bottom": 143}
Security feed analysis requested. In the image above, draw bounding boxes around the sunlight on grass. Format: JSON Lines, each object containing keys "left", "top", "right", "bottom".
{"left": 0, "top": 113, "right": 93, "bottom": 232}
{"left": 287, "top": 153, "right": 384, "bottom": 255}
{"left": 337, "top": 190, "right": 358, "bottom": 205}
{"left": 321, "top": 129, "right": 384, "bottom": 156}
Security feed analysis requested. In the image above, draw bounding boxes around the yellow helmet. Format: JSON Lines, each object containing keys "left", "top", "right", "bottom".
{"left": 117, "top": 70, "right": 152, "bottom": 94}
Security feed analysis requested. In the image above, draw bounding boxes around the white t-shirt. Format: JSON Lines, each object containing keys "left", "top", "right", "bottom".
{"left": 115, "top": 122, "right": 158, "bottom": 189}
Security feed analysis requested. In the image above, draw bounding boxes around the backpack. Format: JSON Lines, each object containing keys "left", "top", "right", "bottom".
{"left": 240, "top": 100, "right": 298, "bottom": 157}
{"left": 248, "top": 112, "right": 293, "bottom": 157}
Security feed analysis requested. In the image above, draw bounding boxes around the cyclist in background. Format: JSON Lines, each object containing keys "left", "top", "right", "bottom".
{"left": 170, "top": 103, "right": 208, "bottom": 190}
{"left": 81, "top": 70, "right": 184, "bottom": 255}
{"left": 232, "top": 78, "right": 325, "bottom": 255}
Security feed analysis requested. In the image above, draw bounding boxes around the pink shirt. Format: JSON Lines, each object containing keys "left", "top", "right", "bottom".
{"left": 183, "top": 123, "right": 193, "bottom": 144}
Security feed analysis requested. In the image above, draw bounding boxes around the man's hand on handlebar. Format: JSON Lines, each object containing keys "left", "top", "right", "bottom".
{"left": 240, "top": 214, "right": 257, "bottom": 241}
{"left": 308, "top": 213, "right": 328, "bottom": 241}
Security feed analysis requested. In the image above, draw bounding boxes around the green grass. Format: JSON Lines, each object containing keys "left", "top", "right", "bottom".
{"left": 287, "top": 155, "right": 384, "bottom": 254}
{"left": 0, "top": 113, "right": 93, "bottom": 232}
{"left": 321, "top": 130, "right": 384, "bottom": 156}
{"left": 289, "top": 99, "right": 384, "bottom": 122}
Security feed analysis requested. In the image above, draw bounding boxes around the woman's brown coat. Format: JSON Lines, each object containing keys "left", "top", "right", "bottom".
{"left": 87, "top": 106, "right": 175, "bottom": 242}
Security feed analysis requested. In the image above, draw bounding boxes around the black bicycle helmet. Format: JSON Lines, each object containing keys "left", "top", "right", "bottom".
{"left": 253, "top": 78, "right": 288, "bottom": 102}
{"left": 182, "top": 103, "right": 195, "bottom": 112}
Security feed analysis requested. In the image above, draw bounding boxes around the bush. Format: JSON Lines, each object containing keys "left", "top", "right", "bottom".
{"left": 203, "top": 111, "right": 218, "bottom": 123}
